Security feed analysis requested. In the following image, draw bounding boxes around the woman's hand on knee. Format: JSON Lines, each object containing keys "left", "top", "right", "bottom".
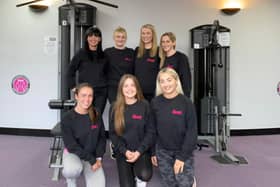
{"left": 151, "top": 156, "right": 158, "bottom": 167}
{"left": 92, "top": 160, "right": 102, "bottom": 172}
{"left": 173, "top": 159, "right": 184, "bottom": 174}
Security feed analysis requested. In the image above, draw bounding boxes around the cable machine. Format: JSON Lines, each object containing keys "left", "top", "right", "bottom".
{"left": 191, "top": 20, "right": 247, "bottom": 164}
{"left": 49, "top": 2, "right": 97, "bottom": 180}
{"left": 47, "top": 1, "right": 118, "bottom": 180}
{"left": 59, "top": 2, "right": 96, "bottom": 118}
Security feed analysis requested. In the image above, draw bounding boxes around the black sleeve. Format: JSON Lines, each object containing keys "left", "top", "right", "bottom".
{"left": 176, "top": 101, "right": 198, "bottom": 161}
{"left": 67, "top": 51, "right": 81, "bottom": 90}
{"left": 137, "top": 102, "right": 156, "bottom": 154}
{"left": 179, "top": 54, "right": 192, "bottom": 97}
{"left": 61, "top": 118, "right": 95, "bottom": 163}
{"left": 103, "top": 50, "right": 110, "bottom": 78}
{"left": 133, "top": 47, "right": 139, "bottom": 75}
{"left": 108, "top": 105, "right": 127, "bottom": 155}
{"left": 149, "top": 99, "right": 157, "bottom": 156}
{"left": 96, "top": 117, "right": 106, "bottom": 158}
{"left": 131, "top": 48, "right": 136, "bottom": 75}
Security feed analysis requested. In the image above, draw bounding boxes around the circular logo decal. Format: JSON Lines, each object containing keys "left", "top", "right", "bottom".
{"left": 11, "top": 75, "right": 30, "bottom": 95}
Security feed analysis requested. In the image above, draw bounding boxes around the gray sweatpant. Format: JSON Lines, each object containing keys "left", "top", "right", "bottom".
{"left": 156, "top": 147, "right": 194, "bottom": 187}
{"left": 62, "top": 152, "right": 105, "bottom": 187}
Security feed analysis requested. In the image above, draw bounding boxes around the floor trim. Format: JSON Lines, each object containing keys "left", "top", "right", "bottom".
{"left": 0, "top": 127, "right": 110, "bottom": 138}
{"left": 231, "top": 128, "right": 280, "bottom": 136}
{"left": 0, "top": 128, "right": 52, "bottom": 137}
{"left": 1, "top": 127, "right": 280, "bottom": 137}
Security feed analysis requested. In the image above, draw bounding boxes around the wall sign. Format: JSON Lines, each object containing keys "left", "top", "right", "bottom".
{"left": 11, "top": 75, "right": 30, "bottom": 95}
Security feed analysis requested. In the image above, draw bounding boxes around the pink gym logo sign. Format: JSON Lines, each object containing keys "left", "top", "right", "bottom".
{"left": 11, "top": 75, "right": 30, "bottom": 95}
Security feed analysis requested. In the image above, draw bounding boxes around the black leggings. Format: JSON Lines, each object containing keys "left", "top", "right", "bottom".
{"left": 107, "top": 85, "right": 118, "bottom": 104}
{"left": 93, "top": 86, "right": 107, "bottom": 115}
{"left": 116, "top": 152, "right": 153, "bottom": 187}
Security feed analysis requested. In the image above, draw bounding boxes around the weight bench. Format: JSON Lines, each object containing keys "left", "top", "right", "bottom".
{"left": 48, "top": 99, "right": 76, "bottom": 181}
{"left": 48, "top": 122, "right": 64, "bottom": 181}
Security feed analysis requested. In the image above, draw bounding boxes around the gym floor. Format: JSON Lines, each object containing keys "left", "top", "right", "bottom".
{"left": 0, "top": 134, "right": 279, "bottom": 187}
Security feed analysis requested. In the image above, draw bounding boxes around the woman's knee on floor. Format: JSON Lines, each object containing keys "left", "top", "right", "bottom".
{"left": 62, "top": 162, "right": 83, "bottom": 178}
{"left": 62, "top": 153, "right": 83, "bottom": 178}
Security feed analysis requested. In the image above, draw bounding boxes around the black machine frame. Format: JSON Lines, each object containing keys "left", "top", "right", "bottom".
{"left": 191, "top": 20, "right": 247, "bottom": 164}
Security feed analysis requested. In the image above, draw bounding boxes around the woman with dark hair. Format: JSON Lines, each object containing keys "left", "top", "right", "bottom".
{"left": 109, "top": 74, "right": 155, "bottom": 187}
{"left": 159, "top": 32, "right": 192, "bottom": 97}
{"left": 134, "top": 24, "right": 160, "bottom": 102}
{"left": 151, "top": 68, "right": 197, "bottom": 187}
{"left": 61, "top": 83, "right": 106, "bottom": 187}
{"left": 67, "top": 26, "right": 108, "bottom": 115}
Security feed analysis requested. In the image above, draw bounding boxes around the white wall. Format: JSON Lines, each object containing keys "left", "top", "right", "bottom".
{"left": 0, "top": 0, "right": 279, "bottom": 130}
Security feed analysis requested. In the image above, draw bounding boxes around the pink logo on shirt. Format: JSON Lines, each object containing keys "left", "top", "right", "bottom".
{"left": 167, "top": 64, "right": 174, "bottom": 69}
{"left": 132, "top": 114, "right": 143, "bottom": 120}
{"left": 124, "top": 57, "right": 132, "bottom": 62}
{"left": 91, "top": 124, "right": 98, "bottom": 129}
{"left": 172, "top": 109, "right": 183, "bottom": 115}
{"left": 147, "top": 58, "right": 155, "bottom": 63}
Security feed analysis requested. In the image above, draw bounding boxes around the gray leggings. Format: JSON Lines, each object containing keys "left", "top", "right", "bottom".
{"left": 156, "top": 147, "right": 194, "bottom": 187}
{"left": 62, "top": 152, "right": 105, "bottom": 187}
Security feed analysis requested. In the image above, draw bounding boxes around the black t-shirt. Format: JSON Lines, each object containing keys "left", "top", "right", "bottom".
{"left": 67, "top": 48, "right": 108, "bottom": 89}
{"left": 162, "top": 51, "right": 192, "bottom": 97}
{"left": 61, "top": 109, "right": 106, "bottom": 165}
{"left": 134, "top": 47, "right": 160, "bottom": 94}
{"left": 151, "top": 94, "right": 197, "bottom": 161}
{"left": 104, "top": 47, "right": 134, "bottom": 86}
{"left": 109, "top": 100, "right": 156, "bottom": 155}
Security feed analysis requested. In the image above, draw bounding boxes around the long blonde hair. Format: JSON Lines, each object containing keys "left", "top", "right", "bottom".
{"left": 159, "top": 32, "right": 176, "bottom": 68}
{"left": 113, "top": 74, "right": 144, "bottom": 135}
{"left": 74, "top": 83, "right": 98, "bottom": 123}
{"left": 137, "top": 24, "right": 158, "bottom": 58}
{"left": 155, "top": 67, "right": 184, "bottom": 96}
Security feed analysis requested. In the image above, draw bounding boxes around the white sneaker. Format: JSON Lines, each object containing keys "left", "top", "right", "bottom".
{"left": 135, "top": 177, "right": 147, "bottom": 187}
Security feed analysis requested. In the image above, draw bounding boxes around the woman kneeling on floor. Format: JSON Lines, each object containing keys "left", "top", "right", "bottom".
{"left": 61, "top": 83, "right": 106, "bottom": 187}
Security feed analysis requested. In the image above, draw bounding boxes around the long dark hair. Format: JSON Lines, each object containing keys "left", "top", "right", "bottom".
{"left": 84, "top": 26, "right": 104, "bottom": 59}
{"left": 75, "top": 83, "right": 99, "bottom": 123}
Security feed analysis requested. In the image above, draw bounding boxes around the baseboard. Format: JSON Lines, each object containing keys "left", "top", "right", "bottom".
{"left": 231, "top": 128, "right": 280, "bottom": 136}
{"left": 0, "top": 127, "right": 110, "bottom": 138}
{"left": 0, "top": 128, "right": 52, "bottom": 137}
{"left": 1, "top": 127, "right": 280, "bottom": 137}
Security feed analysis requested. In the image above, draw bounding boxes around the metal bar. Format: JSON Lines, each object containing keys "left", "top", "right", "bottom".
{"left": 88, "top": 0, "right": 118, "bottom": 8}
{"left": 214, "top": 106, "right": 220, "bottom": 152}
{"left": 16, "top": 0, "right": 44, "bottom": 7}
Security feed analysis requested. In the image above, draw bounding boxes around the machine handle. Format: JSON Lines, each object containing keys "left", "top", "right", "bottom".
{"left": 48, "top": 99, "right": 76, "bottom": 110}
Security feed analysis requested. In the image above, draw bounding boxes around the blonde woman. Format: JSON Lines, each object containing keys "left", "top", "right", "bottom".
{"left": 134, "top": 24, "right": 160, "bottom": 102}
{"left": 151, "top": 68, "right": 197, "bottom": 187}
{"left": 105, "top": 27, "right": 134, "bottom": 104}
{"left": 159, "top": 32, "right": 192, "bottom": 97}
{"left": 109, "top": 74, "right": 155, "bottom": 187}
